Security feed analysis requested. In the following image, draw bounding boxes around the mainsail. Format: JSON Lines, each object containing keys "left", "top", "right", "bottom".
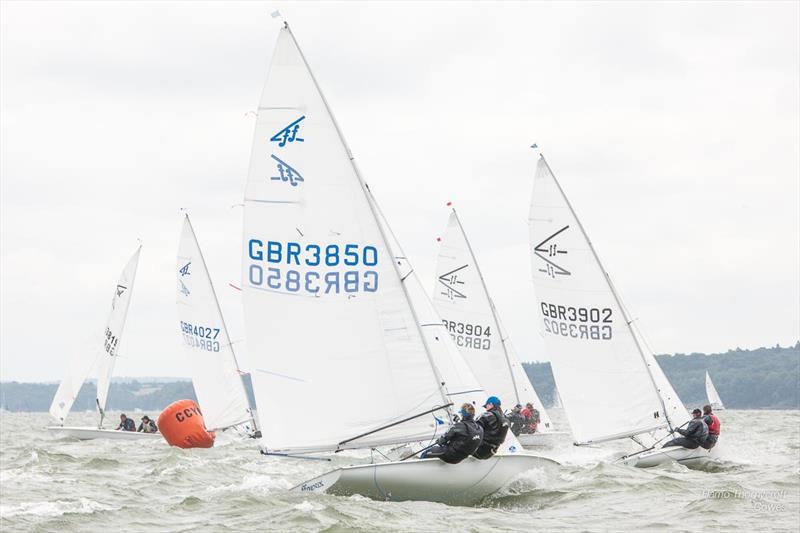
{"left": 705, "top": 371, "right": 726, "bottom": 410}
{"left": 94, "top": 246, "right": 141, "bottom": 424}
{"left": 528, "top": 155, "right": 686, "bottom": 444}
{"left": 433, "top": 210, "right": 554, "bottom": 431}
{"left": 241, "top": 25, "right": 452, "bottom": 454}
{"left": 177, "top": 214, "right": 255, "bottom": 432}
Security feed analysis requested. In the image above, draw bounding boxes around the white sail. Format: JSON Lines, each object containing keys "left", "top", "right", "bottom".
{"left": 705, "top": 371, "right": 726, "bottom": 410}
{"left": 177, "top": 215, "right": 254, "bottom": 431}
{"left": 49, "top": 342, "right": 101, "bottom": 424}
{"left": 241, "top": 26, "right": 451, "bottom": 454}
{"left": 95, "top": 246, "right": 141, "bottom": 423}
{"left": 528, "top": 155, "right": 680, "bottom": 444}
{"left": 433, "top": 210, "right": 554, "bottom": 432}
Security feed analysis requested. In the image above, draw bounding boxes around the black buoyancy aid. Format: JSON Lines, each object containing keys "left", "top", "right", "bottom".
{"left": 478, "top": 408, "right": 510, "bottom": 446}
{"left": 442, "top": 418, "right": 484, "bottom": 461}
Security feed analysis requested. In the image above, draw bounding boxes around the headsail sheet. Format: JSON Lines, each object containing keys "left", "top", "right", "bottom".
{"left": 177, "top": 215, "right": 253, "bottom": 431}
{"left": 433, "top": 211, "right": 554, "bottom": 431}
{"left": 95, "top": 246, "right": 141, "bottom": 419}
{"left": 241, "top": 27, "right": 448, "bottom": 453}
{"left": 528, "top": 156, "right": 669, "bottom": 444}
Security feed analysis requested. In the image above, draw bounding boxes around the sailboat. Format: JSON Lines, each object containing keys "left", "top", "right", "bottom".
{"left": 47, "top": 246, "right": 160, "bottom": 440}
{"left": 705, "top": 371, "right": 726, "bottom": 410}
{"left": 433, "top": 209, "right": 564, "bottom": 446}
{"left": 527, "top": 153, "right": 718, "bottom": 467}
{"left": 240, "top": 23, "right": 546, "bottom": 504}
{"left": 176, "top": 214, "right": 260, "bottom": 437}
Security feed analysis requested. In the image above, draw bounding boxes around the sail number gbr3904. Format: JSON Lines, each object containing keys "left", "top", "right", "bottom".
{"left": 246, "top": 239, "right": 379, "bottom": 295}
{"left": 540, "top": 302, "right": 613, "bottom": 340}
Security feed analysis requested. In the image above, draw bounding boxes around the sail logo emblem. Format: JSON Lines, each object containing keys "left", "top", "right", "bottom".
{"left": 438, "top": 264, "right": 468, "bottom": 300}
{"left": 179, "top": 262, "right": 191, "bottom": 277}
{"left": 111, "top": 284, "right": 127, "bottom": 309}
{"left": 534, "top": 226, "right": 571, "bottom": 278}
{"left": 270, "top": 154, "right": 304, "bottom": 187}
{"left": 270, "top": 116, "right": 305, "bottom": 147}
{"left": 179, "top": 280, "right": 190, "bottom": 297}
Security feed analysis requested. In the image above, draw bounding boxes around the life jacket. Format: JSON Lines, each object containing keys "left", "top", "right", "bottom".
{"left": 441, "top": 418, "right": 483, "bottom": 462}
{"left": 476, "top": 408, "right": 510, "bottom": 446}
{"left": 705, "top": 414, "right": 721, "bottom": 436}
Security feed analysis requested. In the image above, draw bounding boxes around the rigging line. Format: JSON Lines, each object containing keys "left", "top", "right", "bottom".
{"left": 336, "top": 403, "right": 453, "bottom": 449}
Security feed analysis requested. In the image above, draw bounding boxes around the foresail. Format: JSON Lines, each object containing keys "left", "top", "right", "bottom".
{"left": 705, "top": 371, "right": 725, "bottom": 409}
{"left": 49, "top": 344, "right": 101, "bottom": 424}
{"left": 241, "top": 27, "right": 448, "bottom": 453}
{"left": 433, "top": 211, "right": 555, "bottom": 431}
{"left": 95, "top": 246, "right": 141, "bottom": 419}
{"left": 528, "top": 156, "right": 667, "bottom": 444}
{"left": 177, "top": 215, "right": 253, "bottom": 431}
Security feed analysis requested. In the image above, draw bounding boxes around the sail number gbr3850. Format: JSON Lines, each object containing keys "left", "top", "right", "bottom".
{"left": 540, "top": 302, "right": 613, "bottom": 340}
{"left": 246, "top": 239, "right": 379, "bottom": 295}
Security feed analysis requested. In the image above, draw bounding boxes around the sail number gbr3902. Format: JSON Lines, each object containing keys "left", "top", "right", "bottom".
{"left": 246, "top": 239, "right": 379, "bottom": 295}
{"left": 540, "top": 302, "right": 613, "bottom": 340}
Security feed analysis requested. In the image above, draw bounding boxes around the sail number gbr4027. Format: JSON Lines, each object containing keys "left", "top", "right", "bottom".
{"left": 540, "top": 302, "right": 613, "bottom": 340}
{"left": 246, "top": 239, "right": 379, "bottom": 295}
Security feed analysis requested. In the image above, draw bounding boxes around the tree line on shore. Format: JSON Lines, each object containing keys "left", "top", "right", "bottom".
{"left": 1, "top": 343, "right": 797, "bottom": 412}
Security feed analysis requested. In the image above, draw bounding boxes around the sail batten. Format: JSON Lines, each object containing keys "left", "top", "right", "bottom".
{"left": 528, "top": 155, "right": 686, "bottom": 444}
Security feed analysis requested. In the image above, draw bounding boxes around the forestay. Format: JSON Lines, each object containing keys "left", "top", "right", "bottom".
{"left": 705, "top": 371, "right": 725, "bottom": 410}
{"left": 433, "top": 210, "right": 554, "bottom": 431}
{"left": 176, "top": 215, "right": 254, "bottom": 431}
{"left": 94, "top": 246, "right": 141, "bottom": 422}
{"left": 241, "top": 26, "right": 450, "bottom": 453}
{"left": 528, "top": 156, "right": 672, "bottom": 444}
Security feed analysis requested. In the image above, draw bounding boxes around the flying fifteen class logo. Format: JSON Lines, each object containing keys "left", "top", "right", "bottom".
{"left": 179, "top": 262, "right": 191, "bottom": 277}
{"left": 270, "top": 155, "right": 304, "bottom": 187}
{"left": 534, "top": 226, "right": 571, "bottom": 278}
{"left": 111, "top": 284, "right": 127, "bottom": 309}
{"left": 179, "top": 280, "right": 190, "bottom": 297}
{"left": 270, "top": 116, "right": 305, "bottom": 147}
{"left": 438, "top": 264, "right": 468, "bottom": 300}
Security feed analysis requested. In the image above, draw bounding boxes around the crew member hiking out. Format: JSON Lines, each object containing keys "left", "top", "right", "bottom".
{"left": 663, "top": 408, "right": 708, "bottom": 449}
{"left": 473, "top": 396, "right": 510, "bottom": 459}
{"left": 116, "top": 414, "right": 136, "bottom": 432}
{"left": 701, "top": 404, "right": 721, "bottom": 449}
{"left": 421, "top": 403, "right": 483, "bottom": 464}
{"left": 138, "top": 415, "right": 158, "bottom": 433}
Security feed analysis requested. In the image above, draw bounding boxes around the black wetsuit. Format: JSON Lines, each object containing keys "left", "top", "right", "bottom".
{"left": 507, "top": 411, "right": 525, "bottom": 436}
{"left": 472, "top": 408, "right": 510, "bottom": 459}
{"left": 663, "top": 418, "right": 708, "bottom": 449}
{"left": 423, "top": 417, "right": 483, "bottom": 464}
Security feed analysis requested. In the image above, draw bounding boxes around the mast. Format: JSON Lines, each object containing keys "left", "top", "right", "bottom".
{"left": 450, "top": 209, "right": 522, "bottom": 404}
{"left": 184, "top": 214, "right": 257, "bottom": 431}
{"left": 538, "top": 154, "right": 674, "bottom": 431}
{"left": 284, "top": 23, "right": 453, "bottom": 422}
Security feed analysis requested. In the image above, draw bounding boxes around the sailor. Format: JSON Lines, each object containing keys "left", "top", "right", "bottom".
{"left": 116, "top": 414, "right": 136, "bottom": 432}
{"left": 700, "top": 404, "right": 721, "bottom": 449}
{"left": 507, "top": 404, "right": 526, "bottom": 436}
{"left": 137, "top": 415, "right": 158, "bottom": 433}
{"left": 420, "top": 403, "right": 483, "bottom": 464}
{"left": 520, "top": 402, "right": 539, "bottom": 434}
{"left": 472, "top": 396, "right": 510, "bottom": 459}
{"left": 663, "top": 408, "right": 708, "bottom": 449}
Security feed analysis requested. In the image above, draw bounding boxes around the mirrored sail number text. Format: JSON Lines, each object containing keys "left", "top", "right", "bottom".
{"left": 180, "top": 321, "right": 220, "bottom": 352}
{"left": 540, "top": 302, "right": 612, "bottom": 340}
{"left": 104, "top": 328, "right": 119, "bottom": 356}
{"left": 247, "top": 239, "right": 379, "bottom": 296}
{"left": 443, "top": 320, "right": 492, "bottom": 350}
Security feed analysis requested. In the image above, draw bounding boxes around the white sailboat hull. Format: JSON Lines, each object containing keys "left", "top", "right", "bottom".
{"left": 291, "top": 454, "right": 550, "bottom": 505}
{"left": 47, "top": 426, "right": 163, "bottom": 441}
{"left": 618, "top": 444, "right": 720, "bottom": 468}
{"left": 517, "top": 431, "right": 570, "bottom": 447}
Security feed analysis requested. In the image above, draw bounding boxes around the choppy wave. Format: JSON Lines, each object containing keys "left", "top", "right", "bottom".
{"left": 0, "top": 409, "right": 797, "bottom": 532}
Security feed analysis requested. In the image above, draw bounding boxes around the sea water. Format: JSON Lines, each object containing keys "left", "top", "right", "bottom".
{"left": 1, "top": 409, "right": 798, "bottom": 532}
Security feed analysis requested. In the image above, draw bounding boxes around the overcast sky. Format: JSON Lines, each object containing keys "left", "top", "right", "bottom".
{"left": 1, "top": 1, "right": 798, "bottom": 382}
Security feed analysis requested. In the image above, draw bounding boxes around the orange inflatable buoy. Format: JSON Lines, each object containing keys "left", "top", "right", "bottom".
{"left": 157, "top": 399, "right": 215, "bottom": 448}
